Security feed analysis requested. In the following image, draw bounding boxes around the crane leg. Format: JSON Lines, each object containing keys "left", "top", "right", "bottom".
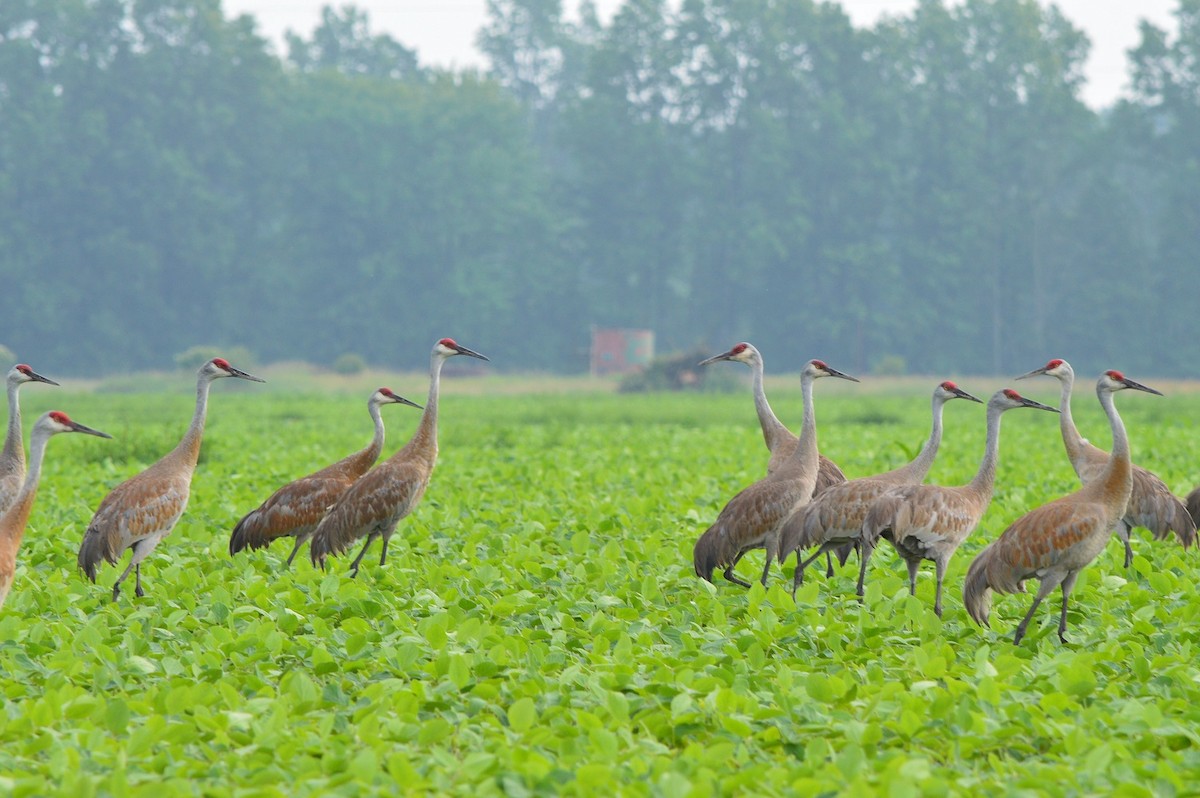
{"left": 855, "top": 541, "right": 874, "bottom": 599}
{"left": 112, "top": 559, "right": 137, "bottom": 602}
{"left": 824, "top": 553, "right": 834, "bottom": 578}
{"left": 1114, "top": 521, "right": 1133, "bottom": 568}
{"left": 134, "top": 565, "right": 145, "bottom": 598}
{"left": 792, "top": 546, "right": 829, "bottom": 599}
{"left": 1012, "top": 572, "right": 1066, "bottom": 645}
{"left": 379, "top": 534, "right": 390, "bottom": 567}
{"left": 722, "top": 550, "right": 752, "bottom": 588}
{"left": 285, "top": 536, "right": 306, "bottom": 569}
{"left": 349, "top": 534, "right": 376, "bottom": 578}
{"left": 905, "top": 558, "right": 920, "bottom": 597}
{"left": 1057, "top": 571, "right": 1079, "bottom": 644}
{"left": 933, "top": 558, "right": 947, "bottom": 618}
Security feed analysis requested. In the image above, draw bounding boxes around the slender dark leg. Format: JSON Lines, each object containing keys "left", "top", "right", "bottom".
{"left": 379, "top": 534, "right": 390, "bottom": 567}
{"left": 1057, "top": 571, "right": 1079, "bottom": 644}
{"left": 759, "top": 547, "right": 774, "bottom": 587}
{"left": 792, "top": 547, "right": 829, "bottom": 598}
{"left": 134, "top": 565, "right": 145, "bottom": 598}
{"left": 855, "top": 541, "right": 874, "bottom": 599}
{"left": 722, "top": 549, "right": 752, "bottom": 588}
{"left": 933, "top": 559, "right": 947, "bottom": 618}
{"left": 113, "top": 559, "right": 138, "bottom": 602}
{"left": 1116, "top": 522, "right": 1133, "bottom": 568}
{"left": 349, "top": 534, "right": 375, "bottom": 578}
{"left": 285, "top": 536, "right": 305, "bottom": 568}
{"left": 906, "top": 558, "right": 920, "bottom": 597}
{"left": 1013, "top": 573, "right": 1066, "bottom": 644}
{"left": 824, "top": 553, "right": 834, "bottom": 578}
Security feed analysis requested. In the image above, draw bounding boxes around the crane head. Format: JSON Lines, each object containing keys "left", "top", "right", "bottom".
{"left": 805, "top": 360, "right": 859, "bottom": 383}
{"left": 203, "top": 358, "right": 265, "bottom": 383}
{"left": 435, "top": 338, "right": 489, "bottom": 362}
{"left": 9, "top": 364, "right": 59, "bottom": 387}
{"left": 40, "top": 411, "right": 112, "bottom": 438}
{"left": 1099, "top": 370, "right": 1162, "bottom": 397}
{"left": 936, "top": 380, "right": 983, "bottom": 404}
{"left": 373, "top": 387, "right": 422, "bottom": 410}
{"left": 990, "top": 389, "right": 1058, "bottom": 414}
{"left": 1015, "top": 358, "right": 1071, "bottom": 382}
{"left": 698, "top": 342, "right": 758, "bottom": 367}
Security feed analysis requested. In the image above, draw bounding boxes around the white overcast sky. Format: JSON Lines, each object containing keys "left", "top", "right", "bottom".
{"left": 222, "top": 0, "right": 1180, "bottom": 109}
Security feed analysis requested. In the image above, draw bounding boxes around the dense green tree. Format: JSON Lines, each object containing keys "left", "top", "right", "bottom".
{"left": 285, "top": 5, "right": 420, "bottom": 80}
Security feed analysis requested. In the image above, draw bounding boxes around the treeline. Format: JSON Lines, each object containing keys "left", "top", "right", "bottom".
{"left": 0, "top": 0, "right": 1196, "bottom": 376}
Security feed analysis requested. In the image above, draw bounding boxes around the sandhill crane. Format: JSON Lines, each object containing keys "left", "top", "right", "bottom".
{"left": 0, "top": 365, "right": 60, "bottom": 513}
{"left": 309, "top": 339, "right": 488, "bottom": 577}
{"left": 78, "top": 358, "right": 264, "bottom": 600}
{"left": 229, "top": 387, "right": 422, "bottom": 565}
{"left": 779, "top": 381, "right": 985, "bottom": 599}
{"left": 964, "top": 371, "right": 1162, "bottom": 644}
{"left": 0, "top": 412, "right": 110, "bottom": 608}
{"left": 859, "top": 389, "right": 1058, "bottom": 615}
{"left": 700, "top": 342, "right": 849, "bottom": 575}
{"left": 693, "top": 359, "right": 858, "bottom": 588}
{"left": 1017, "top": 358, "right": 1195, "bottom": 565}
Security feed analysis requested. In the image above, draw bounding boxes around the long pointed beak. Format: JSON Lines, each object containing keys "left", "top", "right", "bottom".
{"left": 454, "top": 345, "right": 489, "bottom": 362}
{"left": 1122, "top": 377, "right": 1163, "bottom": 396}
{"left": 389, "top": 395, "right": 423, "bottom": 410}
{"left": 954, "top": 388, "right": 984, "bottom": 404}
{"left": 229, "top": 367, "right": 266, "bottom": 383}
{"left": 698, "top": 350, "right": 734, "bottom": 366}
{"left": 1014, "top": 367, "right": 1046, "bottom": 381}
{"left": 29, "top": 370, "right": 59, "bottom": 386}
{"left": 1019, "top": 396, "right": 1059, "bottom": 413}
{"left": 71, "top": 421, "right": 112, "bottom": 439}
{"left": 825, "top": 366, "right": 860, "bottom": 383}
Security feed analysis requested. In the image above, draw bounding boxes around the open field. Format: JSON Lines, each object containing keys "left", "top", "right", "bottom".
{"left": 1, "top": 377, "right": 1199, "bottom": 795}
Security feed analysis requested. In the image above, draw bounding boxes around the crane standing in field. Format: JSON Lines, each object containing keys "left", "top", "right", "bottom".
{"left": 860, "top": 389, "right": 1058, "bottom": 615}
{"left": 1017, "top": 358, "right": 1195, "bottom": 566}
{"left": 309, "top": 339, "right": 488, "bottom": 577}
{"left": 229, "top": 387, "right": 422, "bottom": 565}
{"left": 693, "top": 359, "right": 858, "bottom": 588}
{"left": 78, "top": 358, "right": 264, "bottom": 600}
{"left": 0, "top": 365, "right": 60, "bottom": 513}
{"left": 0, "top": 412, "right": 110, "bottom": 608}
{"left": 964, "top": 371, "right": 1161, "bottom": 644}
{"left": 699, "top": 342, "right": 850, "bottom": 576}
{"left": 779, "top": 380, "right": 985, "bottom": 599}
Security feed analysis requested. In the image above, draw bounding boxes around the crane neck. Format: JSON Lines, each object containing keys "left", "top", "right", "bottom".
{"left": 1, "top": 380, "right": 24, "bottom": 476}
{"left": 361, "top": 399, "right": 388, "bottom": 464}
{"left": 403, "top": 352, "right": 445, "bottom": 462}
{"left": 966, "top": 403, "right": 1006, "bottom": 497}
{"left": 888, "top": 392, "right": 947, "bottom": 483}
{"left": 1055, "top": 372, "right": 1088, "bottom": 461}
{"left": 785, "top": 372, "right": 818, "bottom": 474}
{"left": 173, "top": 374, "right": 214, "bottom": 470}
{"left": 2, "top": 425, "right": 52, "bottom": 544}
{"left": 1096, "top": 387, "right": 1132, "bottom": 504}
{"left": 748, "top": 358, "right": 788, "bottom": 449}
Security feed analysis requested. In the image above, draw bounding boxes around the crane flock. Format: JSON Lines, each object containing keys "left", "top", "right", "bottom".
{"left": 0, "top": 342, "right": 1195, "bottom": 647}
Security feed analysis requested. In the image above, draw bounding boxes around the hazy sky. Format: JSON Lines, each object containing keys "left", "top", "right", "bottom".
{"left": 222, "top": 0, "right": 1179, "bottom": 109}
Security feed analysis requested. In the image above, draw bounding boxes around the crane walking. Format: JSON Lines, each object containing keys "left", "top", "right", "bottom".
{"left": 699, "top": 342, "right": 850, "bottom": 576}
{"left": 0, "top": 365, "right": 60, "bottom": 513}
{"left": 1016, "top": 358, "right": 1195, "bottom": 565}
{"left": 229, "top": 388, "right": 422, "bottom": 565}
{"left": 780, "top": 381, "right": 985, "bottom": 599}
{"left": 309, "top": 339, "right": 488, "bottom": 577}
{"left": 861, "top": 389, "right": 1057, "bottom": 615}
{"left": 78, "top": 358, "right": 264, "bottom": 600}
{"left": 964, "top": 371, "right": 1161, "bottom": 644}
{"left": 693, "top": 360, "right": 858, "bottom": 588}
{"left": 0, "top": 412, "right": 110, "bottom": 608}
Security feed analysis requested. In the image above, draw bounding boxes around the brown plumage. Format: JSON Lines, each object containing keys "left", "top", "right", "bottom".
{"left": 780, "top": 381, "right": 986, "bottom": 599}
{"left": 693, "top": 359, "right": 858, "bottom": 588}
{"left": 309, "top": 339, "right": 488, "bottom": 577}
{"left": 860, "top": 389, "right": 1057, "bottom": 615}
{"left": 1017, "top": 358, "right": 1196, "bottom": 565}
{"left": 964, "top": 371, "right": 1162, "bottom": 644}
{"left": 0, "top": 365, "right": 59, "bottom": 514}
{"left": 0, "top": 412, "right": 110, "bottom": 609}
{"left": 700, "top": 342, "right": 849, "bottom": 575}
{"left": 77, "top": 358, "right": 263, "bottom": 601}
{"left": 1186, "top": 485, "right": 1200, "bottom": 530}
{"left": 229, "top": 388, "right": 421, "bottom": 564}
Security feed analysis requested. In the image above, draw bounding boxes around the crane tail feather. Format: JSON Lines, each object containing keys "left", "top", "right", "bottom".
{"left": 962, "top": 548, "right": 994, "bottom": 629}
